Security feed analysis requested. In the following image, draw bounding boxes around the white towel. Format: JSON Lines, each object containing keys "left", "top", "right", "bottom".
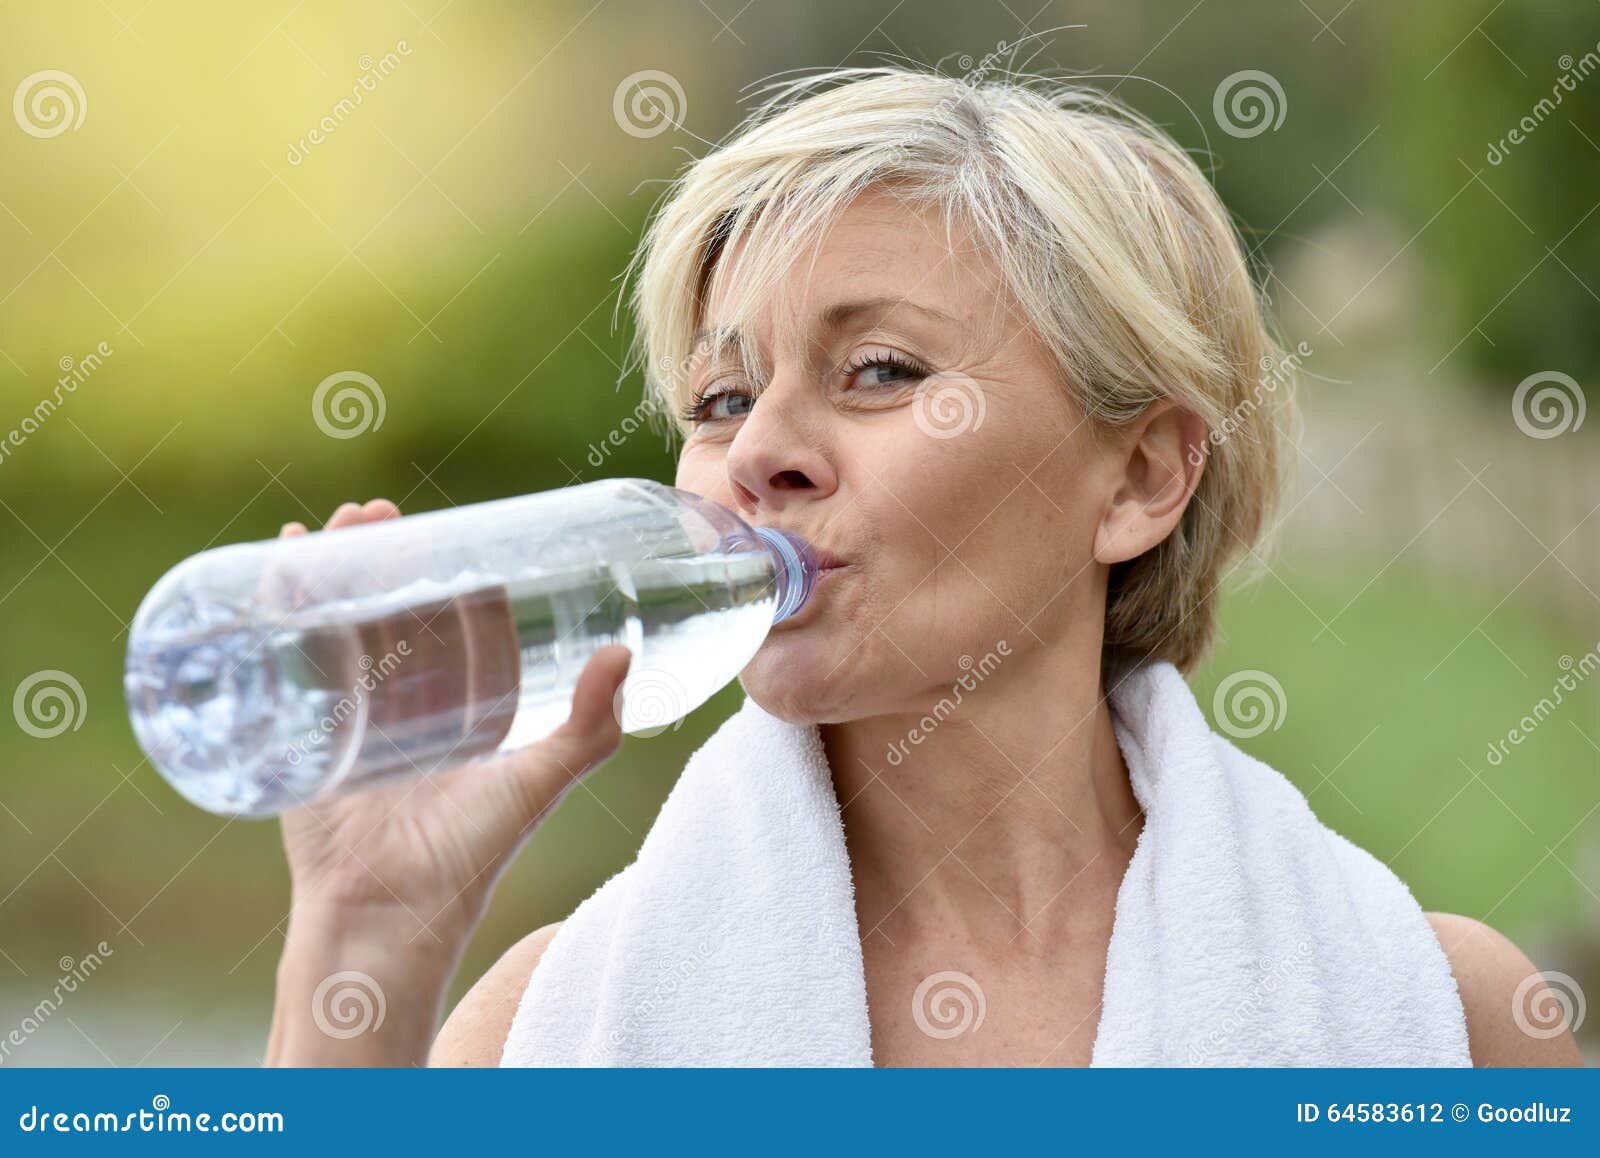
{"left": 500, "top": 659, "right": 1471, "bottom": 1066}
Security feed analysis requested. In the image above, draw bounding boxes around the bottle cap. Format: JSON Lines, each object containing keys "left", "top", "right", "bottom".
{"left": 754, "top": 527, "right": 819, "bottom": 624}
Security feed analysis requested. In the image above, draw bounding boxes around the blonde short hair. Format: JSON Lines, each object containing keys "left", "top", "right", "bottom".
{"left": 627, "top": 67, "right": 1298, "bottom": 675}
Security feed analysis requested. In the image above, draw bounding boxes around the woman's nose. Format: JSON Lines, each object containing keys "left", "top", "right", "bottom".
{"left": 724, "top": 383, "right": 838, "bottom": 515}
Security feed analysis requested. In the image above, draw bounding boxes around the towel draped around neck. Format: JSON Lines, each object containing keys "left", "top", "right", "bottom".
{"left": 501, "top": 660, "right": 1470, "bottom": 1067}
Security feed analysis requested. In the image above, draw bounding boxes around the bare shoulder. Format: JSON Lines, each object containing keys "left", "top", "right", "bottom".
{"left": 428, "top": 921, "right": 563, "bottom": 1067}
{"left": 1426, "top": 912, "right": 1584, "bottom": 1067}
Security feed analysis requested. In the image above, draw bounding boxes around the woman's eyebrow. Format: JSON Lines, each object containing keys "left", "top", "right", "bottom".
{"left": 687, "top": 297, "right": 957, "bottom": 349}
{"left": 819, "top": 296, "right": 959, "bottom": 330}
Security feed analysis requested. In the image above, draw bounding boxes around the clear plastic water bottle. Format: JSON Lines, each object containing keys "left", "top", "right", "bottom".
{"left": 124, "top": 478, "right": 818, "bottom": 818}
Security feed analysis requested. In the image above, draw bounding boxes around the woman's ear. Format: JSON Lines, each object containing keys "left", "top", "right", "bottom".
{"left": 1094, "top": 401, "right": 1209, "bottom": 566}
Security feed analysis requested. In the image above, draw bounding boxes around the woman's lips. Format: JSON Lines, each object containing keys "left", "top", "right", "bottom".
{"left": 771, "top": 560, "right": 849, "bottom": 631}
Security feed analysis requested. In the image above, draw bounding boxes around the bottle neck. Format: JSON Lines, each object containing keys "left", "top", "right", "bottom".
{"left": 754, "top": 527, "right": 819, "bottom": 625}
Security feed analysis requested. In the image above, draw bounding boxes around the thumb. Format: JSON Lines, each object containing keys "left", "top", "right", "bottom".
{"left": 513, "top": 645, "right": 633, "bottom": 803}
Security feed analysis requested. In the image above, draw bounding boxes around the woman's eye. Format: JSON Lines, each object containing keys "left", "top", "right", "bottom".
{"left": 693, "top": 390, "right": 753, "bottom": 422}
{"left": 845, "top": 354, "right": 928, "bottom": 391}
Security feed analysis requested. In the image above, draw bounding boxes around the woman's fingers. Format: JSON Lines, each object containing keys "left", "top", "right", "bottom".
{"left": 325, "top": 502, "right": 366, "bottom": 531}
{"left": 503, "top": 646, "right": 632, "bottom": 818}
{"left": 274, "top": 501, "right": 399, "bottom": 606}
{"left": 278, "top": 499, "right": 398, "bottom": 540}
{"left": 292, "top": 499, "right": 402, "bottom": 535}
{"left": 560, "top": 645, "right": 633, "bottom": 746}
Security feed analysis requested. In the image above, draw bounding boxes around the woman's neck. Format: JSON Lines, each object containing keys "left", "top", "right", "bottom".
{"left": 822, "top": 641, "right": 1143, "bottom": 950}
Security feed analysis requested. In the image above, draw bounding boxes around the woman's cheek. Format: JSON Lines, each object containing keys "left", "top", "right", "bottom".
{"left": 672, "top": 442, "right": 716, "bottom": 491}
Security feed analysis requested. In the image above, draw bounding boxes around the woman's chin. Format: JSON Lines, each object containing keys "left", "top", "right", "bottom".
{"left": 738, "top": 635, "right": 857, "bottom": 724}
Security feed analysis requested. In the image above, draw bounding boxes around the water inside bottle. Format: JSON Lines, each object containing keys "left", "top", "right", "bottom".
{"left": 125, "top": 549, "right": 777, "bottom": 816}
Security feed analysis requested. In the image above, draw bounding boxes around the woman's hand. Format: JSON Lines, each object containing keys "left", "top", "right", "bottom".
{"left": 265, "top": 499, "right": 632, "bottom": 1065}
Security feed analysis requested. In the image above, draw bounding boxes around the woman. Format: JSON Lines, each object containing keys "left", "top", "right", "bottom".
{"left": 265, "top": 68, "right": 1582, "bottom": 1067}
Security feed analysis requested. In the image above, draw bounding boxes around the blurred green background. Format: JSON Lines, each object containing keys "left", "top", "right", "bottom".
{"left": 1, "top": 0, "right": 1596, "bottom": 1064}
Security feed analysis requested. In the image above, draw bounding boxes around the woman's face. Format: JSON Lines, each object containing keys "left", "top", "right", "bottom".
{"left": 674, "top": 188, "right": 1133, "bottom": 724}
